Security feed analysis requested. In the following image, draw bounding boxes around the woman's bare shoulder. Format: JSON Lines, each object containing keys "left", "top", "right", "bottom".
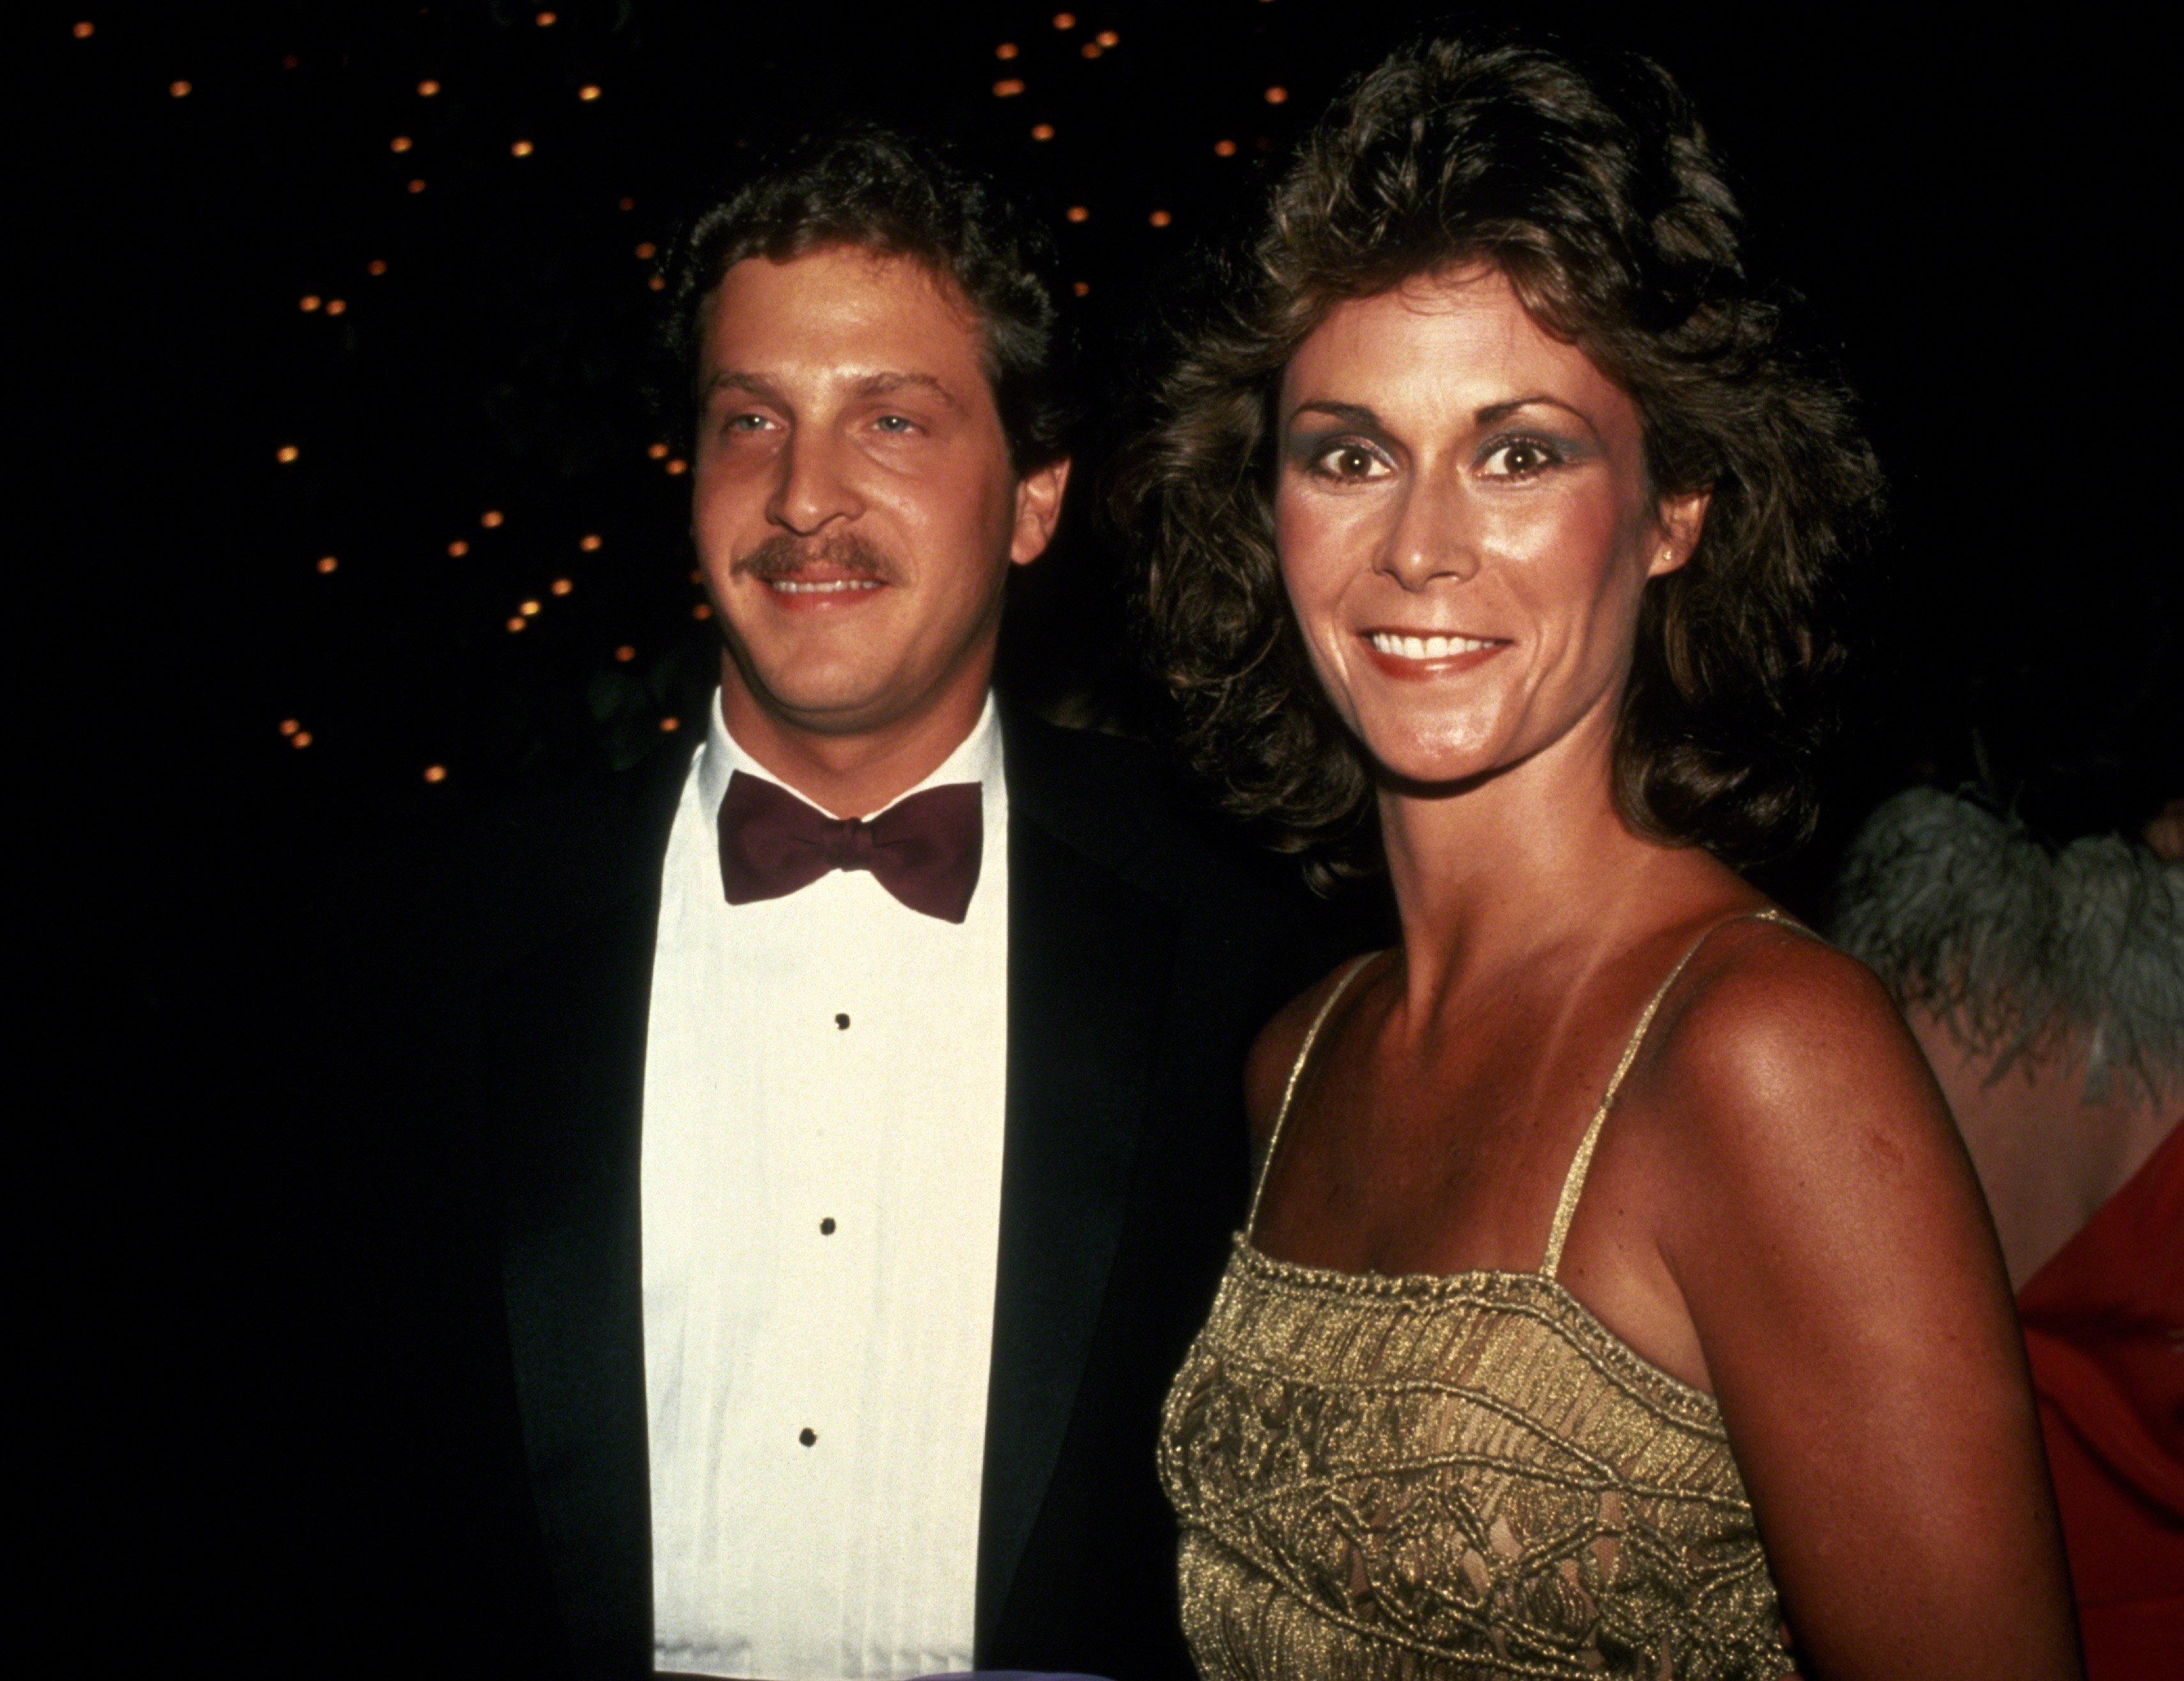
{"left": 1649, "top": 916, "right": 1950, "bottom": 1150}
{"left": 1636, "top": 913, "right": 1994, "bottom": 1295}
{"left": 1245, "top": 955, "right": 1380, "bottom": 1142}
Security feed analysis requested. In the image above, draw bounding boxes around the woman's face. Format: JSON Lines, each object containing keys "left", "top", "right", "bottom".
{"left": 1274, "top": 266, "right": 1700, "bottom": 793}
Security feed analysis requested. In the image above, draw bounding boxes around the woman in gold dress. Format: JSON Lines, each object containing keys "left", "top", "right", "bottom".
{"left": 1118, "top": 34, "right": 2080, "bottom": 1681}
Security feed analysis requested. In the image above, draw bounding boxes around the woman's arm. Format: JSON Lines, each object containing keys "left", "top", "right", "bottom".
{"left": 1656, "top": 928, "right": 2080, "bottom": 1680}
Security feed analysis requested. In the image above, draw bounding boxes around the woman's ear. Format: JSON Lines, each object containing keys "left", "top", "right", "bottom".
{"left": 1649, "top": 487, "right": 1712, "bottom": 577}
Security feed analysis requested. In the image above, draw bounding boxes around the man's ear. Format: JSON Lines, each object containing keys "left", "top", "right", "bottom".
{"left": 1009, "top": 456, "right": 1072, "bottom": 565}
{"left": 1648, "top": 486, "right": 1711, "bottom": 578}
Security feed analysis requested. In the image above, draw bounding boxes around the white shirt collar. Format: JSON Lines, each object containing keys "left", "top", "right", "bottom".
{"left": 695, "top": 687, "right": 1003, "bottom": 823}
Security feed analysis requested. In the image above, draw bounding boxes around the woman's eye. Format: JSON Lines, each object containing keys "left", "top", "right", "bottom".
{"left": 1312, "top": 441, "right": 1387, "bottom": 480}
{"left": 1482, "top": 436, "right": 1560, "bottom": 477}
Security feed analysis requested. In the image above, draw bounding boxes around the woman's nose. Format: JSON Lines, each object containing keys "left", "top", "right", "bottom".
{"left": 1376, "top": 475, "right": 1481, "bottom": 589}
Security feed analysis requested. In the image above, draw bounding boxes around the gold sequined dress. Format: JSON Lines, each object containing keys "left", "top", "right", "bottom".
{"left": 1158, "top": 919, "right": 1797, "bottom": 1680}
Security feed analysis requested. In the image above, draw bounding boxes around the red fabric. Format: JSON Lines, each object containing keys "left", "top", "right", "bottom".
{"left": 716, "top": 770, "right": 983, "bottom": 923}
{"left": 2017, "top": 1119, "right": 2184, "bottom": 1678}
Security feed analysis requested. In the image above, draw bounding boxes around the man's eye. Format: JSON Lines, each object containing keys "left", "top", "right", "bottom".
{"left": 1482, "top": 437, "right": 1560, "bottom": 477}
{"left": 873, "top": 413, "right": 916, "bottom": 434}
{"left": 723, "top": 412, "right": 771, "bottom": 433}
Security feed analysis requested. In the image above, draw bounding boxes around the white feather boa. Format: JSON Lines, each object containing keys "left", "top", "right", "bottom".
{"left": 1831, "top": 788, "right": 2184, "bottom": 1107}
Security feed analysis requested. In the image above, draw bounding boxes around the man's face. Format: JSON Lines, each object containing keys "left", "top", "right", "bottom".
{"left": 691, "top": 243, "right": 1065, "bottom": 740}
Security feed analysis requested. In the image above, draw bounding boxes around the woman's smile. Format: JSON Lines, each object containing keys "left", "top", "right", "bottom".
{"left": 1359, "top": 629, "right": 1509, "bottom": 676}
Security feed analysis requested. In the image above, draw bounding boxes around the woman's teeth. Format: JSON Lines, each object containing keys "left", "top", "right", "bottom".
{"left": 1369, "top": 632, "right": 1494, "bottom": 660}
{"left": 770, "top": 578, "right": 882, "bottom": 594}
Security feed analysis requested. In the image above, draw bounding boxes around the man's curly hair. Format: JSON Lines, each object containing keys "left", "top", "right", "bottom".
{"left": 1113, "top": 35, "right": 1884, "bottom": 882}
{"left": 661, "top": 121, "right": 1072, "bottom": 473}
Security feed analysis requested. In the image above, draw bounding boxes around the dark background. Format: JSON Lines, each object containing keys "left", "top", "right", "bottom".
{"left": 33, "top": 0, "right": 2174, "bottom": 1666}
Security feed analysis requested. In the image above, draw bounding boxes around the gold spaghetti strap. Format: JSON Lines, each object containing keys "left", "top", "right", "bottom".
{"left": 1541, "top": 909, "right": 1795, "bottom": 1280}
{"left": 1246, "top": 952, "right": 1381, "bottom": 1238}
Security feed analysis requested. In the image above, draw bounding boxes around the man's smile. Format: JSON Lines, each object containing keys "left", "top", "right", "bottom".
{"left": 766, "top": 577, "right": 884, "bottom": 594}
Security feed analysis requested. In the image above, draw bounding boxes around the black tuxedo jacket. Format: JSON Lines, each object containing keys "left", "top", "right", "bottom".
{"left": 378, "top": 707, "right": 1358, "bottom": 1678}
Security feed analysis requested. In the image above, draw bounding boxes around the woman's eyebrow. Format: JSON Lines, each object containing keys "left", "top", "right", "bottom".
{"left": 1475, "top": 394, "right": 1599, "bottom": 438}
{"left": 1288, "top": 399, "right": 1381, "bottom": 429}
{"left": 1290, "top": 395, "right": 1601, "bottom": 440}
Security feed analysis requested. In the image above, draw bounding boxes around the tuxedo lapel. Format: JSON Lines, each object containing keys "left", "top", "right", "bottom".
{"left": 977, "top": 719, "right": 1181, "bottom": 1650}
{"left": 492, "top": 740, "right": 693, "bottom": 1676}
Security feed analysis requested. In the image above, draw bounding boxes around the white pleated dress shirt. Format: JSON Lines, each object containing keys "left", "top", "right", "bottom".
{"left": 642, "top": 692, "right": 1010, "bottom": 1679}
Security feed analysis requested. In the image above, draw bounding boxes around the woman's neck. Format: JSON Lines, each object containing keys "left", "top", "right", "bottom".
{"left": 1376, "top": 723, "right": 1726, "bottom": 1017}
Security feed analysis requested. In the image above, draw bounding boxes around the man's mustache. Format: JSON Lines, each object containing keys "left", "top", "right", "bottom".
{"left": 732, "top": 532, "right": 900, "bottom": 583}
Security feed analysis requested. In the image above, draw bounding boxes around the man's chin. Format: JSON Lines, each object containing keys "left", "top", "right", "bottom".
{"left": 718, "top": 631, "right": 1000, "bottom": 748}
{"left": 723, "top": 665, "right": 927, "bottom": 741}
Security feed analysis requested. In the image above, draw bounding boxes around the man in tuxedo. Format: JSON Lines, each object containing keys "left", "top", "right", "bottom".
{"left": 393, "top": 127, "right": 1354, "bottom": 1679}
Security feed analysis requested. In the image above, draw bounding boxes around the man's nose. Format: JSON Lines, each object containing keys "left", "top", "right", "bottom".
{"left": 1377, "top": 473, "right": 1482, "bottom": 590}
{"left": 765, "top": 430, "right": 863, "bottom": 535}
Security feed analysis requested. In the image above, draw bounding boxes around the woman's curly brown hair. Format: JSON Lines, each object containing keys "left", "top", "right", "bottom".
{"left": 1114, "top": 35, "right": 1885, "bottom": 882}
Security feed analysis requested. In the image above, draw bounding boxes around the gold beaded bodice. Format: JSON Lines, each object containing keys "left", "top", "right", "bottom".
{"left": 1158, "top": 922, "right": 1797, "bottom": 1680}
